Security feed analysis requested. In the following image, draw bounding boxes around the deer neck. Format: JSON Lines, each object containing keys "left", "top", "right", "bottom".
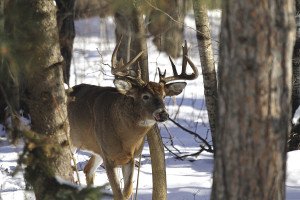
{"left": 114, "top": 96, "right": 156, "bottom": 131}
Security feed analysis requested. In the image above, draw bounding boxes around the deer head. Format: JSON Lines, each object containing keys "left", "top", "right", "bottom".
{"left": 111, "top": 38, "right": 198, "bottom": 124}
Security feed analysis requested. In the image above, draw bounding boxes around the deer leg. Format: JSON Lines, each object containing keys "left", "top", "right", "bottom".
{"left": 83, "top": 154, "right": 103, "bottom": 186}
{"left": 105, "top": 161, "right": 125, "bottom": 200}
{"left": 122, "top": 159, "right": 134, "bottom": 199}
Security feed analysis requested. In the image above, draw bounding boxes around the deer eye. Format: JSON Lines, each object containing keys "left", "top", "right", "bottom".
{"left": 142, "top": 94, "right": 150, "bottom": 100}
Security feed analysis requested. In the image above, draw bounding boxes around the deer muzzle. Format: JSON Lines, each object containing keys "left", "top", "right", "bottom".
{"left": 153, "top": 108, "right": 169, "bottom": 122}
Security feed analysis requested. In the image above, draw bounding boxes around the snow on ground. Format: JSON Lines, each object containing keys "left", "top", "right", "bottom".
{"left": 287, "top": 151, "right": 300, "bottom": 200}
{"left": 1, "top": 10, "right": 300, "bottom": 200}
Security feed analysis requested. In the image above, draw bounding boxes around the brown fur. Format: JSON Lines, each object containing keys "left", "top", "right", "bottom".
{"left": 68, "top": 81, "right": 186, "bottom": 199}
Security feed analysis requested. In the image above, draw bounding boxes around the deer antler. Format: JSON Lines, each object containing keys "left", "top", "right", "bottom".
{"left": 159, "top": 41, "right": 199, "bottom": 83}
{"left": 111, "top": 36, "right": 145, "bottom": 86}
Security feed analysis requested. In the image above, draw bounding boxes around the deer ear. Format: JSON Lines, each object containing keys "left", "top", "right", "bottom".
{"left": 114, "top": 79, "right": 132, "bottom": 94}
{"left": 165, "top": 82, "right": 187, "bottom": 96}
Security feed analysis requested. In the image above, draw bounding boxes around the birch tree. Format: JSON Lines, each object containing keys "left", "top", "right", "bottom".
{"left": 192, "top": 0, "right": 218, "bottom": 150}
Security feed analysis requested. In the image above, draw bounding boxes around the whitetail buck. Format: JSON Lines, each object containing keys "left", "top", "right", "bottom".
{"left": 68, "top": 39, "right": 198, "bottom": 200}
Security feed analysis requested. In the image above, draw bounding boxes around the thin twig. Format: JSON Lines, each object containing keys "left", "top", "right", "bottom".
{"left": 163, "top": 142, "right": 183, "bottom": 160}
{"left": 163, "top": 123, "right": 182, "bottom": 154}
{"left": 178, "top": 148, "right": 205, "bottom": 160}
{"left": 168, "top": 117, "right": 214, "bottom": 153}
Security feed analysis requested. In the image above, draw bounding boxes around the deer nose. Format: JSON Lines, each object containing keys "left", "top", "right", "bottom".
{"left": 153, "top": 108, "right": 169, "bottom": 122}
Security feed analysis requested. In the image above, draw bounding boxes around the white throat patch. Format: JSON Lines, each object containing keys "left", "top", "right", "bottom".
{"left": 138, "top": 119, "right": 156, "bottom": 127}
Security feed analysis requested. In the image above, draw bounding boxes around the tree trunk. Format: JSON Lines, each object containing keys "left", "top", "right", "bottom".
{"left": 289, "top": 1, "right": 300, "bottom": 151}
{"left": 292, "top": 0, "right": 300, "bottom": 117}
{"left": 56, "top": 0, "right": 76, "bottom": 85}
{"left": 192, "top": 0, "right": 217, "bottom": 151}
{"left": 9, "top": 1, "right": 74, "bottom": 198}
{"left": 3, "top": 1, "right": 104, "bottom": 199}
{"left": 0, "top": 0, "right": 21, "bottom": 142}
{"left": 114, "top": 3, "right": 148, "bottom": 73}
{"left": 148, "top": 0, "right": 186, "bottom": 58}
{"left": 0, "top": 0, "right": 6, "bottom": 122}
{"left": 0, "top": 0, "right": 3, "bottom": 29}
{"left": 211, "top": 0, "right": 295, "bottom": 200}
{"left": 114, "top": 2, "right": 167, "bottom": 200}
{"left": 147, "top": 125, "right": 168, "bottom": 200}
{"left": 296, "top": 0, "right": 300, "bottom": 14}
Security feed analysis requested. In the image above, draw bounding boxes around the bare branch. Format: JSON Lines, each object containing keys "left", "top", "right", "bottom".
{"left": 168, "top": 117, "right": 214, "bottom": 153}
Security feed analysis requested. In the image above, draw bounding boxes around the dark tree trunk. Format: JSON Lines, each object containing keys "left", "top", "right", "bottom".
{"left": 0, "top": 0, "right": 6, "bottom": 123}
{"left": 289, "top": 1, "right": 300, "bottom": 151}
{"left": 192, "top": 0, "right": 217, "bottom": 151}
{"left": 292, "top": 1, "right": 300, "bottom": 118}
{"left": 0, "top": 0, "right": 3, "bottom": 29}
{"left": 114, "top": 2, "right": 167, "bottom": 199}
{"left": 0, "top": 0, "right": 21, "bottom": 142}
{"left": 56, "top": 0, "right": 76, "bottom": 85}
{"left": 211, "top": 0, "right": 295, "bottom": 200}
{"left": 296, "top": 0, "right": 300, "bottom": 13}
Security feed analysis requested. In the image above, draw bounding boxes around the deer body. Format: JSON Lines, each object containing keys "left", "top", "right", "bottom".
{"left": 69, "top": 39, "right": 198, "bottom": 200}
{"left": 69, "top": 84, "right": 159, "bottom": 165}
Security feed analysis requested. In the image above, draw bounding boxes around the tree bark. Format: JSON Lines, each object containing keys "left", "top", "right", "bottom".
{"left": 9, "top": 1, "right": 74, "bottom": 198}
{"left": 56, "top": 0, "right": 76, "bottom": 85}
{"left": 114, "top": 2, "right": 167, "bottom": 200}
{"left": 2, "top": 1, "right": 105, "bottom": 199}
{"left": 192, "top": 0, "right": 217, "bottom": 151}
{"left": 147, "top": 125, "right": 167, "bottom": 200}
{"left": 211, "top": 0, "right": 295, "bottom": 200}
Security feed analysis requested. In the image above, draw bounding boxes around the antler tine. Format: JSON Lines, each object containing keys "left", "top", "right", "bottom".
{"left": 111, "top": 35, "right": 123, "bottom": 70}
{"left": 158, "top": 68, "right": 166, "bottom": 82}
{"left": 133, "top": 62, "right": 146, "bottom": 86}
{"left": 111, "top": 35, "right": 144, "bottom": 78}
{"left": 111, "top": 36, "right": 128, "bottom": 76}
{"left": 168, "top": 56, "right": 178, "bottom": 76}
{"left": 123, "top": 51, "right": 144, "bottom": 70}
{"left": 161, "top": 41, "right": 199, "bottom": 83}
{"left": 183, "top": 55, "right": 199, "bottom": 80}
